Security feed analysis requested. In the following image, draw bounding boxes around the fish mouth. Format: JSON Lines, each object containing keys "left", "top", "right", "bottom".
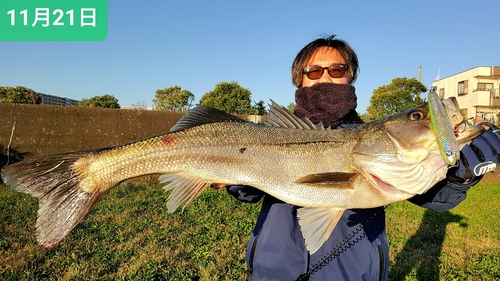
{"left": 352, "top": 152, "right": 415, "bottom": 198}
{"left": 354, "top": 152, "right": 448, "bottom": 199}
{"left": 365, "top": 171, "right": 413, "bottom": 197}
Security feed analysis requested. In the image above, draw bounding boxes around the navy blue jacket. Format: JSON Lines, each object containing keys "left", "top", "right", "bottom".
{"left": 228, "top": 178, "right": 476, "bottom": 281}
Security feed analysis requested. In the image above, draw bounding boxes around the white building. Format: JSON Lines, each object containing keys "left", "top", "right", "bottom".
{"left": 38, "top": 93, "right": 79, "bottom": 106}
{"left": 432, "top": 66, "right": 500, "bottom": 124}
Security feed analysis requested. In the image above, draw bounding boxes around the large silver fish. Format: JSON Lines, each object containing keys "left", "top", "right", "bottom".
{"left": 1, "top": 96, "right": 483, "bottom": 253}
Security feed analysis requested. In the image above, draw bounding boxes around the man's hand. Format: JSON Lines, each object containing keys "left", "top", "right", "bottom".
{"left": 448, "top": 130, "right": 500, "bottom": 183}
{"left": 226, "top": 185, "right": 264, "bottom": 203}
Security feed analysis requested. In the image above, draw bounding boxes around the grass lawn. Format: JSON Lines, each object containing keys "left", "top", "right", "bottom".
{"left": 1, "top": 177, "right": 499, "bottom": 280}
{"left": 386, "top": 180, "right": 500, "bottom": 280}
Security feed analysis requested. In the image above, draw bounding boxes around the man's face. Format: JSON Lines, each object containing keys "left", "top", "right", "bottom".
{"left": 301, "top": 46, "right": 350, "bottom": 87}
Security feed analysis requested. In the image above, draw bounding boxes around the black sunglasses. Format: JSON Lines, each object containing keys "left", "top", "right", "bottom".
{"left": 303, "top": 64, "right": 349, "bottom": 80}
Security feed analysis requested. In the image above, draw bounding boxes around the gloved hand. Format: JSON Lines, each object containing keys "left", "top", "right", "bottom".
{"left": 226, "top": 185, "right": 264, "bottom": 203}
{"left": 448, "top": 130, "right": 500, "bottom": 183}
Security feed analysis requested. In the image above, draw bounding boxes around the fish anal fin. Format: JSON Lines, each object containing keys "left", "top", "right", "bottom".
{"left": 297, "top": 207, "right": 345, "bottom": 254}
{"left": 159, "top": 174, "right": 210, "bottom": 213}
{"left": 295, "top": 172, "right": 357, "bottom": 188}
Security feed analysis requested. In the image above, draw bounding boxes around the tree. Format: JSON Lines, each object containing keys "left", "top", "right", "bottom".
{"left": 0, "top": 86, "right": 40, "bottom": 104}
{"left": 358, "top": 112, "right": 370, "bottom": 122}
{"left": 79, "top": 94, "right": 120, "bottom": 108}
{"left": 286, "top": 102, "right": 295, "bottom": 113}
{"left": 28, "top": 89, "right": 38, "bottom": 104}
{"left": 253, "top": 100, "right": 268, "bottom": 115}
{"left": 153, "top": 86, "right": 194, "bottom": 111}
{"left": 131, "top": 100, "right": 149, "bottom": 109}
{"left": 366, "top": 77, "right": 427, "bottom": 120}
{"left": 199, "top": 81, "right": 256, "bottom": 114}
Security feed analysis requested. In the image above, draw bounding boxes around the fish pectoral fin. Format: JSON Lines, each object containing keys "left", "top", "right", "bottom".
{"left": 297, "top": 207, "right": 345, "bottom": 254}
{"left": 295, "top": 172, "right": 357, "bottom": 188}
{"left": 159, "top": 174, "right": 210, "bottom": 213}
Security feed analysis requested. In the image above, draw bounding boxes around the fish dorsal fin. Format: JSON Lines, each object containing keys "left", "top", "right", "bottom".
{"left": 265, "top": 100, "right": 326, "bottom": 130}
{"left": 159, "top": 174, "right": 210, "bottom": 212}
{"left": 170, "top": 105, "right": 245, "bottom": 132}
{"left": 297, "top": 207, "right": 345, "bottom": 254}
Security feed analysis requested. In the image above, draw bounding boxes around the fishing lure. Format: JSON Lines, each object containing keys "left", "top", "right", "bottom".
{"left": 428, "top": 87, "right": 460, "bottom": 165}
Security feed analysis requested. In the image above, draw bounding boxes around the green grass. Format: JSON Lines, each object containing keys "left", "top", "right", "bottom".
{"left": 1, "top": 181, "right": 499, "bottom": 280}
{"left": 386, "top": 182, "right": 500, "bottom": 280}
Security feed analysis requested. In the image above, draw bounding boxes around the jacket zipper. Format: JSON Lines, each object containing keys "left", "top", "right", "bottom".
{"left": 378, "top": 244, "right": 385, "bottom": 281}
{"left": 247, "top": 224, "right": 264, "bottom": 275}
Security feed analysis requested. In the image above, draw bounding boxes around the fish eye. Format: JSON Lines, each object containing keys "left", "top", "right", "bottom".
{"left": 408, "top": 111, "right": 424, "bottom": 121}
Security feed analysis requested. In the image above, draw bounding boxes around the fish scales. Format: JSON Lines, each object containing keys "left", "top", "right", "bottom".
{"left": 77, "top": 121, "right": 361, "bottom": 206}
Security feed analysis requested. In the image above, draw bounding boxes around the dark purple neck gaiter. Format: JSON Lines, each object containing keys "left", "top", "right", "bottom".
{"left": 294, "top": 83, "right": 363, "bottom": 128}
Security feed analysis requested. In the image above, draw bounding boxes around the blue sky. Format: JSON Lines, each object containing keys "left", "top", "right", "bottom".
{"left": 1, "top": 0, "right": 499, "bottom": 113}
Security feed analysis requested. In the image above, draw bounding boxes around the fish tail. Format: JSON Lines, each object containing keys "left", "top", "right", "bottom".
{"left": 1, "top": 151, "right": 107, "bottom": 249}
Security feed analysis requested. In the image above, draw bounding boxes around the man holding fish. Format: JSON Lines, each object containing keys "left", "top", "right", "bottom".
{"left": 2, "top": 35, "right": 500, "bottom": 281}
{"left": 227, "top": 35, "right": 500, "bottom": 280}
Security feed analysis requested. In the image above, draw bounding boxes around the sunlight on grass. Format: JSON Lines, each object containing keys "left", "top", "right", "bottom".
{"left": 386, "top": 183, "right": 500, "bottom": 280}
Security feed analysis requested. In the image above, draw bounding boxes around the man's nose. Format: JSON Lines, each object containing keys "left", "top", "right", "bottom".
{"left": 317, "top": 69, "right": 333, "bottom": 83}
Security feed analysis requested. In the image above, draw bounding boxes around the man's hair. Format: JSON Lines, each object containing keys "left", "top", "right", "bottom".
{"left": 291, "top": 34, "right": 359, "bottom": 87}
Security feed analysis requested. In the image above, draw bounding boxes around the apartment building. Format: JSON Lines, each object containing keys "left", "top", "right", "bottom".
{"left": 38, "top": 93, "right": 79, "bottom": 106}
{"left": 431, "top": 66, "right": 500, "bottom": 124}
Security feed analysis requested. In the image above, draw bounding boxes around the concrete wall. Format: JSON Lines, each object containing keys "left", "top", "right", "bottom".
{"left": 0, "top": 104, "right": 185, "bottom": 167}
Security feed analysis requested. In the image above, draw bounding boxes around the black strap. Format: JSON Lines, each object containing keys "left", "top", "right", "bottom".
{"left": 295, "top": 207, "right": 384, "bottom": 281}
